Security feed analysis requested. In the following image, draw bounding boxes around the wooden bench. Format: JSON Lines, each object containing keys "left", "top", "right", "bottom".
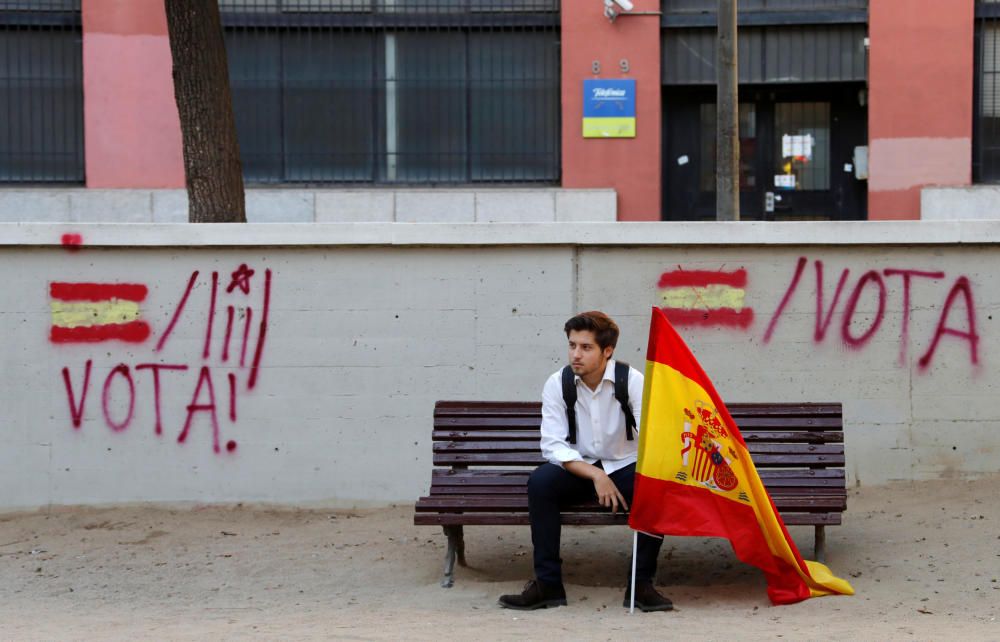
{"left": 414, "top": 400, "right": 846, "bottom": 587}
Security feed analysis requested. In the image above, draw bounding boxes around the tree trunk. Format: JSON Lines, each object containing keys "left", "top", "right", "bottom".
{"left": 165, "top": 0, "right": 246, "bottom": 223}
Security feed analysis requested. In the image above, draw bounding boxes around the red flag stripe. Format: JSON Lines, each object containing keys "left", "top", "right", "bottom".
{"left": 630, "top": 474, "right": 812, "bottom": 605}
{"left": 657, "top": 269, "right": 748, "bottom": 289}
{"left": 50, "top": 321, "right": 151, "bottom": 343}
{"left": 50, "top": 282, "right": 148, "bottom": 302}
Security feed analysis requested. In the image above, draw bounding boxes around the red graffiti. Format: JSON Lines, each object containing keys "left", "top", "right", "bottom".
{"left": 884, "top": 269, "right": 945, "bottom": 364}
{"left": 658, "top": 268, "right": 747, "bottom": 288}
{"left": 101, "top": 364, "right": 135, "bottom": 432}
{"left": 222, "top": 305, "right": 235, "bottom": 362}
{"left": 247, "top": 269, "right": 271, "bottom": 390}
{"left": 51, "top": 282, "right": 147, "bottom": 301}
{"left": 49, "top": 282, "right": 151, "bottom": 344}
{"left": 763, "top": 256, "right": 807, "bottom": 343}
{"left": 841, "top": 271, "right": 886, "bottom": 349}
{"left": 918, "top": 277, "right": 979, "bottom": 370}
{"left": 658, "top": 267, "right": 754, "bottom": 329}
{"left": 55, "top": 264, "right": 273, "bottom": 454}
{"left": 203, "top": 271, "right": 219, "bottom": 359}
{"left": 155, "top": 270, "right": 199, "bottom": 351}
{"left": 240, "top": 307, "right": 253, "bottom": 367}
{"left": 178, "top": 366, "right": 222, "bottom": 453}
{"left": 227, "top": 263, "right": 255, "bottom": 294}
{"left": 60, "top": 233, "right": 83, "bottom": 251}
{"left": 765, "top": 257, "right": 980, "bottom": 370}
{"left": 813, "top": 261, "right": 850, "bottom": 342}
{"left": 228, "top": 372, "right": 237, "bottom": 422}
{"left": 61, "top": 359, "right": 92, "bottom": 428}
{"left": 135, "top": 363, "right": 188, "bottom": 435}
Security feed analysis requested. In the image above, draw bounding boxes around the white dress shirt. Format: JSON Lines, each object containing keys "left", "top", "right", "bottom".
{"left": 539, "top": 358, "right": 644, "bottom": 474}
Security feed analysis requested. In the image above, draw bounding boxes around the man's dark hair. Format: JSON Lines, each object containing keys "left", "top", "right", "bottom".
{"left": 564, "top": 311, "right": 619, "bottom": 350}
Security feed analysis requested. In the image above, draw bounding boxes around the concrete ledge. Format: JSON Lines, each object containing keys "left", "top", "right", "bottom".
{"left": 922, "top": 185, "right": 1000, "bottom": 220}
{"left": 3, "top": 220, "right": 1000, "bottom": 247}
{"left": 0, "top": 187, "right": 618, "bottom": 224}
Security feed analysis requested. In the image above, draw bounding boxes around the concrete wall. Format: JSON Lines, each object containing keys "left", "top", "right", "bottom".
{"left": 2, "top": 222, "right": 998, "bottom": 509}
{"left": 0, "top": 189, "right": 616, "bottom": 223}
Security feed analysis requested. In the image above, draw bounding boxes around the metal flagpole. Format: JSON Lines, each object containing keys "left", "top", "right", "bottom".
{"left": 629, "top": 530, "right": 638, "bottom": 614}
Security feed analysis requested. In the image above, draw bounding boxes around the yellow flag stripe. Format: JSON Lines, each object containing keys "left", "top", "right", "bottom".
{"left": 50, "top": 300, "right": 141, "bottom": 328}
{"left": 659, "top": 285, "right": 746, "bottom": 310}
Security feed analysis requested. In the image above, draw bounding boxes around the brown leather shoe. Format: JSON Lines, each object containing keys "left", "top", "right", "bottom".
{"left": 623, "top": 581, "right": 674, "bottom": 612}
{"left": 498, "top": 579, "right": 567, "bottom": 610}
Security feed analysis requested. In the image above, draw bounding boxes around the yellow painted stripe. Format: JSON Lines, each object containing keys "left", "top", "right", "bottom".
{"left": 582, "top": 117, "right": 636, "bottom": 138}
{"left": 50, "top": 300, "right": 141, "bottom": 328}
{"left": 659, "top": 285, "right": 745, "bottom": 309}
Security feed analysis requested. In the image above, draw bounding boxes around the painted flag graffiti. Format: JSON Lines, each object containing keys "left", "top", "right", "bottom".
{"left": 49, "top": 282, "right": 151, "bottom": 343}
{"left": 629, "top": 307, "right": 853, "bottom": 605}
{"left": 658, "top": 268, "right": 753, "bottom": 329}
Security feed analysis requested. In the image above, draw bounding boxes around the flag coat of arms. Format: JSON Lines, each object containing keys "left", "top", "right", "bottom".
{"left": 629, "top": 307, "right": 853, "bottom": 605}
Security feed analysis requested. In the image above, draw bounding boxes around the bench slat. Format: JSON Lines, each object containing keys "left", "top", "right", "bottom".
{"left": 435, "top": 401, "right": 841, "bottom": 414}
{"left": 434, "top": 417, "right": 843, "bottom": 430}
{"left": 415, "top": 495, "right": 846, "bottom": 512}
{"left": 430, "top": 468, "right": 845, "bottom": 481}
{"left": 432, "top": 429, "right": 844, "bottom": 443}
{"left": 433, "top": 452, "right": 845, "bottom": 467}
{"left": 433, "top": 441, "right": 844, "bottom": 456}
{"left": 415, "top": 513, "right": 630, "bottom": 526}
{"left": 428, "top": 483, "right": 846, "bottom": 496}
{"left": 414, "top": 512, "right": 842, "bottom": 527}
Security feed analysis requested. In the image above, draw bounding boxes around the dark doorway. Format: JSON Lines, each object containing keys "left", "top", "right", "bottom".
{"left": 663, "top": 83, "right": 867, "bottom": 220}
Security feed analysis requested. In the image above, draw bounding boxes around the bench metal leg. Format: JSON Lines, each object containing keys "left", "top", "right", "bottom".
{"left": 441, "top": 525, "right": 467, "bottom": 588}
{"left": 814, "top": 525, "right": 826, "bottom": 563}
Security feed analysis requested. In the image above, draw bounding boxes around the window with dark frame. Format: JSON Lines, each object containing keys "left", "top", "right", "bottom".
{"left": 976, "top": 0, "right": 1000, "bottom": 183}
{"left": 0, "top": 0, "right": 84, "bottom": 184}
{"left": 221, "top": 1, "right": 561, "bottom": 185}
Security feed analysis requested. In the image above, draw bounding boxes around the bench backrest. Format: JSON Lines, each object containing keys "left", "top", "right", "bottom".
{"left": 433, "top": 400, "right": 844, "bottom": 473}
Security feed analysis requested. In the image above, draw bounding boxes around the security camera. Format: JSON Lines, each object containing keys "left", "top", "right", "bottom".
{"left": 603, "top": 0, "right": 633, "bottom": 21}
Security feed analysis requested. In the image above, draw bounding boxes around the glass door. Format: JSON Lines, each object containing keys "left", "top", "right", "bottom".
{"left": 664, "top": 84, "right": 867, "bottom": 220}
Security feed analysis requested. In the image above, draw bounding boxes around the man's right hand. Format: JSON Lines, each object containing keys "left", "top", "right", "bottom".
{"left": 593, "top": 471, "right": 629, "bottom": 514}
{"left": 563, "top": 460, "right": 629, "bottom": 514}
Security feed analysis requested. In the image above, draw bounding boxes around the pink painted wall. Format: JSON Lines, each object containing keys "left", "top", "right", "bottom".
{"left": 560, "top": 0, "right": 661, "bottom": 221}
{"left": 83, "top": 0, "right": 184, "bottom": 188}
{"left": 868, "top": 0, "right": 974, "bottom": 220}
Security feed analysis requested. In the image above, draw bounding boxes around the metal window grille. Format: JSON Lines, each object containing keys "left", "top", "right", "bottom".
{"left": 663, "top": 0, "right": 867, "bottom": 14}
{"left": 0, "top": 1, "right": 83, "bottom": 183}
{"left": 975, "top": 1, "right": 1000, "bottom": 182}
{"left": 220, "top": 1, "right": 561, "bottom": 184}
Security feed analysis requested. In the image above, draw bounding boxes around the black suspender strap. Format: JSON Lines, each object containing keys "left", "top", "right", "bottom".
{"left": 561, "top": 365, "right": 578, "bottom": 444}
{"left": 615, "top": 361, "right": 636, "bottom": 441}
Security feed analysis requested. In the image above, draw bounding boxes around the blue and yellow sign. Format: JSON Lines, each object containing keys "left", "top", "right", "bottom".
{"left": 583, "top": 79, "right": 636, "bottom": 138}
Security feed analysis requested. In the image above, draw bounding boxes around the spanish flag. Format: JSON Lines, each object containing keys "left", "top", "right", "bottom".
{"left": 49, "top": 282, "right": 151, "bottom": 343}
{"left": 629, "top": 307, "right": 853, "bottom": 605}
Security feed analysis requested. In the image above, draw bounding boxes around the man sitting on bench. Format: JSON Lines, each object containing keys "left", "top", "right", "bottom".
{"left": 498, "top": 311, "right": 673, "bottom": 613}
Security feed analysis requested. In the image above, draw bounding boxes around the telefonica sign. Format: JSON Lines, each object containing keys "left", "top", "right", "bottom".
{"left": 592, "top": 87, "right": 627, "bottom": 99}
{"left": 583, "top": 79, "right": 636, "bottom": 138}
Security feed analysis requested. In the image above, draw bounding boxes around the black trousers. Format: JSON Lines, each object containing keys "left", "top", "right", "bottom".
{"left": 527, "top": 461, "right": 663, "bottom": 585}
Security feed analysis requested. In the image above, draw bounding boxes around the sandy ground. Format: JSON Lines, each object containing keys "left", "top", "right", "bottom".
{"left": 1, "top": 476, "right": 998, "bottom": 641}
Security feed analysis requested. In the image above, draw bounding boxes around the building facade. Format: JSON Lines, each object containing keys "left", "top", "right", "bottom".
{"left": 0, "top": 0, "right": 994, "bottom": 222}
